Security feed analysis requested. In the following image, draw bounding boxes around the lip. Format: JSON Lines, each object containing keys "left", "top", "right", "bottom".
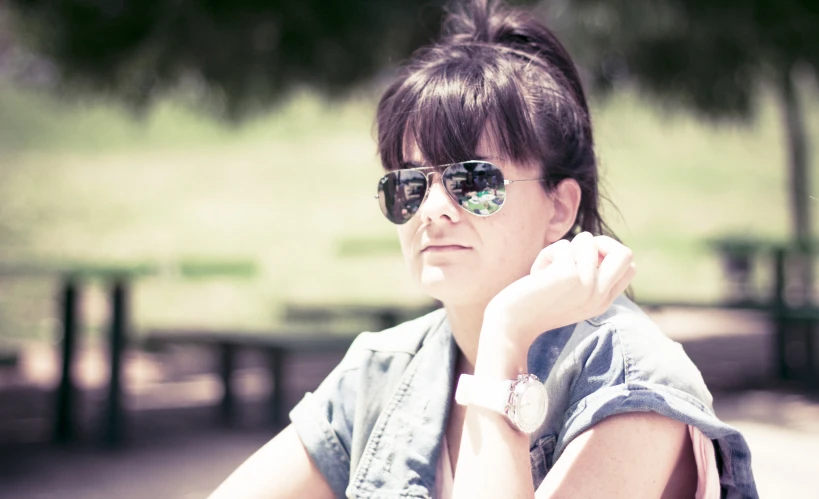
{"left": 421, "top": 244, "right": 471, "bottom": 253}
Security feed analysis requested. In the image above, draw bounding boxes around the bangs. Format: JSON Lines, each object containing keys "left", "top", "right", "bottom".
{"left": 377, "top": 46, "right": 542, "bottom": 171}
{"left": 373, "top": 0, "right": 609, "bottom": 240}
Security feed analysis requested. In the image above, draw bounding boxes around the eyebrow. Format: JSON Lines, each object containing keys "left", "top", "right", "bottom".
{"left": 399, "top": 160, "right": 425, "bottom": 169}
{"left": 398, "top": 156, "right": 495, "bottom": 170}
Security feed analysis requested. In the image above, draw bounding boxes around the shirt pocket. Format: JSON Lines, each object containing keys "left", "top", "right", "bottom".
{"left": 529, "top": 433, "right": 557, "bottom": 490}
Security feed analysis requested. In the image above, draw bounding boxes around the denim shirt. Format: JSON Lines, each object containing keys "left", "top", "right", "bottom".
{"left": 289, "top": 296, "right": 758, "bottom": 498}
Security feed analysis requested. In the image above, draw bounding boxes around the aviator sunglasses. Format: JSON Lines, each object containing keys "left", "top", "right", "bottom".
{"left": 376, "top": 160, "right": 545, "bottom": 224}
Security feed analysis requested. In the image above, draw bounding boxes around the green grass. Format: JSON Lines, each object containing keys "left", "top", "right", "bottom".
{"left": 1, "top": 82, "right": 818, "bottom": 340}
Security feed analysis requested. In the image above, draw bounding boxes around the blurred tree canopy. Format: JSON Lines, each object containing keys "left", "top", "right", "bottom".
{"left": 5, "top": 0, "right": 817, "bottom": 251}
{"left": 5, "top": 0, "right": 448, "bottom": 116}
{"left": 546, "top": 0, "right": 818, "bottom": 250}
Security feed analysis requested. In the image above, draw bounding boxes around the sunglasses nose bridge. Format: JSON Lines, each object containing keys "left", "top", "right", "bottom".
{"left": 421, "top": 169, "right": 438, "bottom": 186}
{"left": 417, "top": 169, "right": 443, "bottom": 203}
{"left": 414, "top": 170, "right": 434, "bottom": 206}
{"left": 418, "top": 169, "right": 462, "bottom": 221}
{"left": 419, "top": 169, "right": 442, "bottom": 201}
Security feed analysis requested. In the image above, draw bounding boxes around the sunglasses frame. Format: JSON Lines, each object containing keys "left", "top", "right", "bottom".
{"left": 376, "top": 160, "right": 546, "bottom": 224}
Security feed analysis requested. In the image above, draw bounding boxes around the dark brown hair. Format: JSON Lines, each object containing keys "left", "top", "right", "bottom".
{"left": 376, "top": 0, "right": 616, "bottom": 239}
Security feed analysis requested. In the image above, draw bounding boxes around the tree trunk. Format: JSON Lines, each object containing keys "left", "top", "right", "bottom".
{"left": 780, "top": 62, "right": 813, "bottom": 302}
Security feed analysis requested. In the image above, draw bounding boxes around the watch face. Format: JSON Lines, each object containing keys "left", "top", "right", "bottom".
{"left": 513, "top": 379, "right": 547, "bottom": 433}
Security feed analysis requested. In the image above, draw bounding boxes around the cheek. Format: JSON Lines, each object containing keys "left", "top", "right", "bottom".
{"left": 490, "top": 204, "right": 551, "bottom": 265}
{"left": 396, "top": 225, "right": 418, "bottom": 266}
{"left": 517, "top": 193, "right": 553, "bottom": 245}
{"left": 476, "top": 218, "right": 517, "bottom": 264}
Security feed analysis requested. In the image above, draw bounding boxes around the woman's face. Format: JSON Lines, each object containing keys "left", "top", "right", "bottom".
{"left": 397, "top": 137, "right": 573, "bottom": 309}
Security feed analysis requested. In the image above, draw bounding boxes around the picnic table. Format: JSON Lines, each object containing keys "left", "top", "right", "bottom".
{"left": 140, "top": 302, "right": 440, "bottom": 430}
{"left": 0, "top": 259, "right": 257, "bottom": 447}
{"left": 141, "top": 329, "right": 356, "bottom": 428}
{"left": 1, "top": 256, "right": 440, "bottom": 446}
{"left": 6, "top": 234, "right": 815, "bottom": 447}
{"left": 656, "top": 237, "right": 819, "bottom": 389}
{"left": 282, "top": 301, "right": 440, "bottom": 331}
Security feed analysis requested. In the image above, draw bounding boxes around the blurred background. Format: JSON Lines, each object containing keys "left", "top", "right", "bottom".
{"left": 0, "top": 0, "right": 818, "bottom": 497}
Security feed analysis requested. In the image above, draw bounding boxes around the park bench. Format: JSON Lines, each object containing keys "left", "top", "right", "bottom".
{"left": 0, "top": 258, "right": 258, "bottom": 447}
{"left": 282, "top": 302, "right": 440, "bottom": 331}
{"left": 6, "top": 239, "right": 817, "bottom": 450}
{"left": 711, "top": 238, "right": 818, "bottom": 389}
{"left": 140, "top": 329, "right": 356, "bottom": 428}
{"left": 140, "top": 302, "right": 441, "bottom": 428}
{"left": 643, "top": 239, "right": 819, "bottom": 391}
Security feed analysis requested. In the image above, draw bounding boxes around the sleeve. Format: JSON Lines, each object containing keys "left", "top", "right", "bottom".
{"left": 554, "top": 323, "right": 758, "bottom": 498}
{"left": 288, "top": 336, "right": 367, "bottom": 498}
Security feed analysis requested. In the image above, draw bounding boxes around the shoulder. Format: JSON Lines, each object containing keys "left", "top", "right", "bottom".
{"left": 355, "top": 307, "right": 448, "bottom": 354}
{"left": 532, "top": 295, "right": 712, "bottom": 412}
{"left": 333, "top": 307, "right": 448, "bottom": 373}
{"left": 529, "top": 294, "right": 716, "bottom": 460}
{"left": 287, "top": 307, "right": 450, "bottom": 497}
{"left": 592, "top": 296, "right": 712, "bottom": 411}
{"left": 529, "top": 297, "right": 758, "bottom": 497}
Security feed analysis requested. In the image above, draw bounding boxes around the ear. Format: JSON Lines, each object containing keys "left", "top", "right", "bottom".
{"left": 544, "top": 178, "right": 581, "bottom": 244}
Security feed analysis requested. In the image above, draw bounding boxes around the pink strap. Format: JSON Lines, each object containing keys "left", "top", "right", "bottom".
{"left": 689, "top": 425, "right": 721, "bottom": 499}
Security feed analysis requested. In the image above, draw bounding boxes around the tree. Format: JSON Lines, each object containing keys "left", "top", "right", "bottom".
{"left": 7, "top": 0, "right": 817, "bottom": 259}
{"left": 543, "top": 0, "right": 818, "bottom": 261}
{"left": 5, "top": 0, "right": 448, "bottom": 117}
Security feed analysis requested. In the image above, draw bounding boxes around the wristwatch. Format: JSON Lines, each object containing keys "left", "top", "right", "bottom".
{"left": 454, "top": 373, "right": 548, "bottom": 434}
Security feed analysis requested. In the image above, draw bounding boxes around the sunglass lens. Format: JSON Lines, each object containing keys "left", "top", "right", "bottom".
{"left": 377, "top": 170, "right": 428, "bottom": 224}
{"left": 442, "top": 162, "right": 506, "bottom": 216}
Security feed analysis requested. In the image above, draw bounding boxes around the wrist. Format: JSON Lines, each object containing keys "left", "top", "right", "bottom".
{"left": 475, "top": 328, "right": 529, "bottom": 379}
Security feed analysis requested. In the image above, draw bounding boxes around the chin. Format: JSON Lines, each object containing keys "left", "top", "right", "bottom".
{"left": 416, "top": 265, "right": 492, "bottom": 307}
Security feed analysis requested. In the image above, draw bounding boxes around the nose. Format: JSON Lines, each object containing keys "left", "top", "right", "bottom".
{"left": 419, "top": 173, "right": 461, "bottom": 223}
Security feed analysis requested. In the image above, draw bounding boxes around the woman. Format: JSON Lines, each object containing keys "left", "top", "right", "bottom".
{"left": 210, "top": 1, "right": 757, "bottom": 497}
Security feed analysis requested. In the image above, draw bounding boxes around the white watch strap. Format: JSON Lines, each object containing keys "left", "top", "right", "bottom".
{"left": 454, "top": 374, "right": 512, "bottom": 414}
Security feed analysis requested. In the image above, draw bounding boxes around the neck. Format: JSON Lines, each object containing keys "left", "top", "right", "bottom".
{"left": 443, "top": 300, "right": 489, "bottom": 375}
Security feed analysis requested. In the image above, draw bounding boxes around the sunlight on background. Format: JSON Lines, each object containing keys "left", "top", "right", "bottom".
{"left": 1, "top": 84, "right": 818, "bottom": 340}
{"left": 1, "top": 1, "right": 819, "bottom": 496}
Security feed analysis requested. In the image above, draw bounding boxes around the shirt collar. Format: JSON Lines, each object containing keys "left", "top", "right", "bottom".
{"left": 347, "top": 313, "right": 457, "bottom": 498}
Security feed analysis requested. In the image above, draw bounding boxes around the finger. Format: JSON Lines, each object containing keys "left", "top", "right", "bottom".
{"left": 530, "top": 246, "right": 554, "bottom": 274}
{"left": 595, "top": 236, "right": 634, "bottom": 295}
{"left": 607, "top": 262, "right": 636, "bottom": 302}
{"left": 531, "top": 239, "right": 573, "bottom": 274}
{"left": 570, "top": 232, "right": 597, "bottom": 288}
{"left": 592, "top": 235, "right": 624, "bottom": 257}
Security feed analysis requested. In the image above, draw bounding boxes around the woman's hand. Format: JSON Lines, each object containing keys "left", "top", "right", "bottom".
{"left": 477, "top": 232, "right": 636, "bottom": 374}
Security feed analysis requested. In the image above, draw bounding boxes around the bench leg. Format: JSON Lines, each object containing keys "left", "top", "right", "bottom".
{"left": 54, "top": 280, "right": 78, "bottom": 443}
{"left": 219, "top": 343, "right": 236, "bottom": 426}
{"left": 378, "top": 310, "right": 399, "bottom": 331}
{"left": 806, "top": 320, "right": 818, "bottom": 391}
{"left": 773, "top": 249, "right": 789, "bottom": 380}
{"left": 104, "top": 280, "right": 128, "bottom": 448}
{"left": 269, "top": 347, "right": 285, "bottom": 428}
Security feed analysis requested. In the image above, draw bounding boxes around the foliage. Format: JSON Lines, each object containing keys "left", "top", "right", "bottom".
{"left": 545, "top": 0, "right": 819, "bottom": 119}
{"left": 543, "top": 0, "right": 819, "bottom": 252}
{"left": 7, "top": 0, "right": 448, "bottom": 118}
